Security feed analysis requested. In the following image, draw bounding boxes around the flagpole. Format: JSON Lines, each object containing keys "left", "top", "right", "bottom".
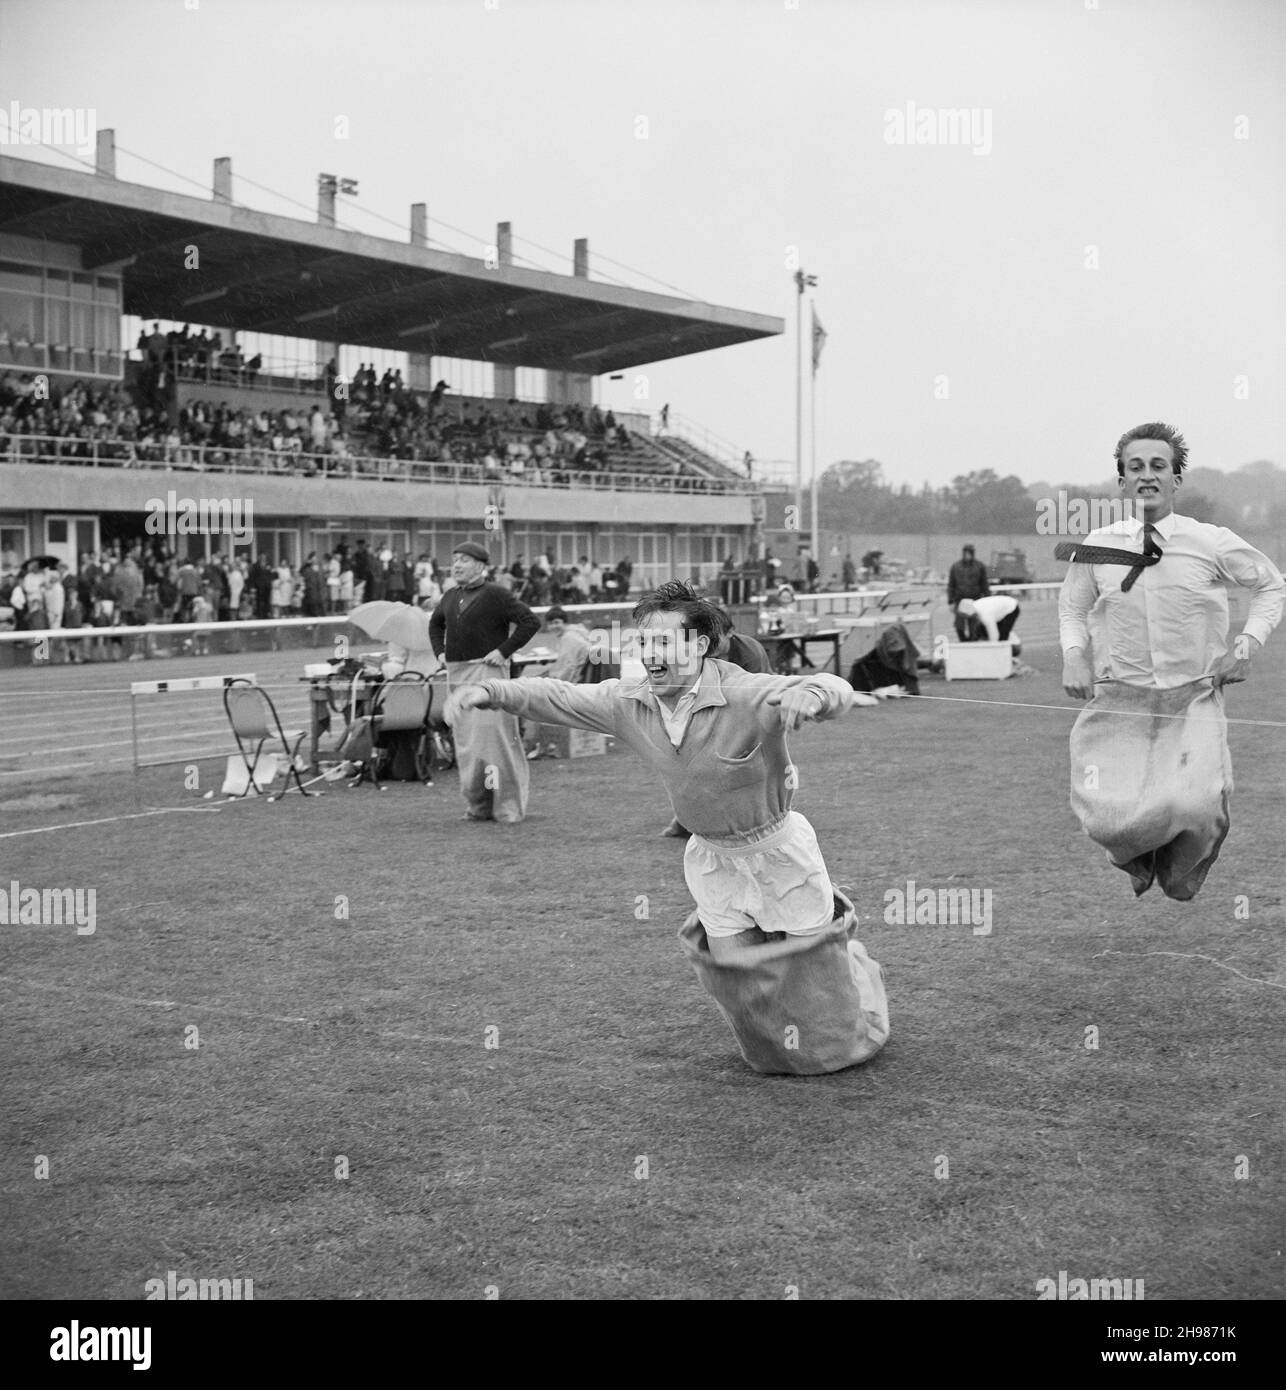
{"left": 794, "top": 276, "right": 803, "bottom": 542}
{"left": 810, "top": 343, "right": 820, "bottom": 572}
{"left": 792, "top": 268, "right": 816, "bottom": 562}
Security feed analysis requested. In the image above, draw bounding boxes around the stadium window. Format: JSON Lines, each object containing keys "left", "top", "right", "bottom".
{"left": 1, "top": 522, "right": 30, "bottom": 568}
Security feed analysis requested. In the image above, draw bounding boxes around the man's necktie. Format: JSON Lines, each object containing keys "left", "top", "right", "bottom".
{"left": 1120, "top": 523, "right": 1162, "bottom": 592}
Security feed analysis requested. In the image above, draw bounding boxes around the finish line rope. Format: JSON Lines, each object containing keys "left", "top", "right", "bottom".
{"left": 909, "top": 691, "right": 1286, "bottom": 729}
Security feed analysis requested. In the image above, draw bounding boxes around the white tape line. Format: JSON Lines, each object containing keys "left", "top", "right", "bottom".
{"left": 0, "top": 805, "right": 227, "bottom": 839}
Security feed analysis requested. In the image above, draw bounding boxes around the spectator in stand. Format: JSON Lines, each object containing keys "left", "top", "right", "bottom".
{"left": 175, "top": 557, "right": 202, "bottom": 622}
{"left": 188, "top": 589, "right": 214, "bottom": 655}
{"left": 248, "top": 555, "right": 272, "bottom": 619}
{"left": 414, "top": 552, "right": 440, "bottom": 608}
{"left": 226, "top": 556, "right": 246, "bottom": 621}
{"left": 43, "top": 563, "right": 66, "bottom": 655}
{"left": 301, "top": 553, "right": 327, "bottom": 618}
{"left": 325, "top": 552, "right": 341, "bottom": 613}
{"left": 616, "top": 557, "right": 634, "bottom": 596}
{"left": 205, "top": 552, "right": 232, "bottom": 621}
{"left": 351, "top": 539, "right": 374, "bottom": 605}
{"left": 841, "top": 553, "right": 857, "bottom": 590}
{"left": 157, "top": 562, "right": 178, "bottom": 624}
{"left": 385, "top": 551, "right": 410, "bottom": 603}
{"left": 271, "top": 558, "right": 294, "bottom": 618}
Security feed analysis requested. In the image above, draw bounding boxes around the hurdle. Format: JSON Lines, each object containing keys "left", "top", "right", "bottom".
{"left": 129, "top": 672, "right": 257, "bottom": 777}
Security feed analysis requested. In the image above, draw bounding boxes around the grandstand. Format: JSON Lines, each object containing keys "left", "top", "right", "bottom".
{"left": 0, "top": 138, "right": 782, "bottom": 597}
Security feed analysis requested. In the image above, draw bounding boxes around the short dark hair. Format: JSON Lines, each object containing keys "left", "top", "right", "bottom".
{"left": 546, "top": 606, "right": 567, "bottom": 623}
{"left": 1115, "top": 422, "right": 1188, "bottom": 476}
{"left": 632, "top": 580, "right": 721, "bottom": 648}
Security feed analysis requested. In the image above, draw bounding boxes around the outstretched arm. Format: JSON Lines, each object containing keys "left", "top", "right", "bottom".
{"left": 445, "top": 675, "right": 619, "bottom": 736}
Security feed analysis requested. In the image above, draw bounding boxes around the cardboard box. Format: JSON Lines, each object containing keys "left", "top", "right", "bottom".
{"left": 533, "top": 724, "right": 609, "bottom": 758}
{"left": 944, "top": 641, "right": 1012, "bottom": 680}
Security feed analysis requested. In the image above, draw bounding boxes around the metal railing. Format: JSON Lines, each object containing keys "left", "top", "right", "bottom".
{"left": 0, "top": 432, "right": 759, "bottom": 495}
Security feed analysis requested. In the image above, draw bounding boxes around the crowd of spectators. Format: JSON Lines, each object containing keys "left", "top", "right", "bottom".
{"left": 0, "top": 365, "right": 729, "bottom": 488}
{"left": 1, "top": 536, "right": 636, "bottom": 660}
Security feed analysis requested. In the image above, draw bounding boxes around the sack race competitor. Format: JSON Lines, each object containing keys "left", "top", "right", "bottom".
{"left": 1058, "top": 422, "right": 1284, "bottom": 902}
{"left": 1068, "top": 679, "right": 1232, "bottom": 901}
{"left": 445, "top": 582, "right": 890, "bottom": 1075}
{"left": 679, "top": 887, "right": 888, "bottom": 1075}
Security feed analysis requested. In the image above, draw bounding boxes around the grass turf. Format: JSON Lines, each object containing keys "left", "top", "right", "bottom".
{"left": 1, "top": 630, "right": 1282, "bottom": 1300}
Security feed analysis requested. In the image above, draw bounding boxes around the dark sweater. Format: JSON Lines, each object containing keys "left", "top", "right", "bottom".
{"left": 429, "top": 581, "right": 540, "bottom": 662}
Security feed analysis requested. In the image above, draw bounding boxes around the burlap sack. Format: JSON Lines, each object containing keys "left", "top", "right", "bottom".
{"left": 1069, "top": 679, "right": 1233, "bottom": 900}
{"left": 678, "top": 889, "right": 890, "bottom": 1075}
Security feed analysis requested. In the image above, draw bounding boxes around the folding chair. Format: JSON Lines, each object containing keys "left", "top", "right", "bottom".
{"left": 425, "top": 670, "right": 456, "bottom": 772}
{"left": 221, "top": 678, "right": 315, "bottom": 799}
{"left": 356, "top": 672, "right": 434, "bottom": 790}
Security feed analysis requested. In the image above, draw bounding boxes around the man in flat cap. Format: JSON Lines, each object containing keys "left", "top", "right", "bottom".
{"left": 429, "top": 543, "right": 540, "bottom": 822}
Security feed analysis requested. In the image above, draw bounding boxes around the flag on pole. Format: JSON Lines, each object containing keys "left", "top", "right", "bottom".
{"left": 811, "top": 305, "right": 827, "bottom": 373}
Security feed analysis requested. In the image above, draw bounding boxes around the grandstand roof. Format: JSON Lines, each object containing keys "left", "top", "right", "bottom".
{"left": 0, "top": 154, "right": 783, "bottom": 373}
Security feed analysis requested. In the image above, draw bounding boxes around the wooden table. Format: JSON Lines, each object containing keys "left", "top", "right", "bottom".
{"left": 758, "top": 629, "right": 844, "bottom": 676}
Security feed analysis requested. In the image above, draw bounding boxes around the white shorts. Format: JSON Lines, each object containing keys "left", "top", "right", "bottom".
{"left": 683, "top": 810, "right": 834, "bottom": 939}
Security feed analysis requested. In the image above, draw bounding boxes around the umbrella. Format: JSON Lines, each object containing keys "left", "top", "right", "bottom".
{"left": 349, "top": 600, "right": 434, "bottom": 651}
{"left": 27, "top": 555, "right": 62, "bottom": 570}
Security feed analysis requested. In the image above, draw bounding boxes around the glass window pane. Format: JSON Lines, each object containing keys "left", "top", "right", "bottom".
{"left": 0, "top": 263, "right": 42, "bottom": 292}
{"left": 0, "top": 290, "right": 40, "bottom": 340}
{"left": 46, "top": 299, "right": 69, "bottom": 344}
{"left": 71, "top": 301, "right": 93, "bottom": 345}
{"left": 95, "top": 305, "right": 117, "bottom": 351}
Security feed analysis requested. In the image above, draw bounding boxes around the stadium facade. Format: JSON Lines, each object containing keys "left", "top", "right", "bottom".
{"left": 0, "top": 137, "right": 781, "bottom": 591}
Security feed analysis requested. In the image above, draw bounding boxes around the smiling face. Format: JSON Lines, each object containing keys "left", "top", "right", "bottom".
{"left": 636, "top": 611, "right": 709, "bottom": 703}
{"left": 450, "top": 553, "right": 487, "bottom": 586}
{"left": 1119, "top": 439, "right": 1179, "bottom": 520}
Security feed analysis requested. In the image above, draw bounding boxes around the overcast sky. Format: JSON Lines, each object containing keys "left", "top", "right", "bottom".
{"left": 3, "top": 0, "right": 1282, "bottom": 488}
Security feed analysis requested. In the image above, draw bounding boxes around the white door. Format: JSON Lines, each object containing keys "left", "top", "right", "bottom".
{"left": 44, "top": 515, "right": 99, "bottom": 568}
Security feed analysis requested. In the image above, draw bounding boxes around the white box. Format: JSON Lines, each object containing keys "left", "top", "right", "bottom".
{"left": 944, "top": 641, "right": 1012, "bottom": 680}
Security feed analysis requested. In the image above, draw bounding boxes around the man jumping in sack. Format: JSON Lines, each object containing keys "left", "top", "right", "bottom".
{"left": 444, "top": 582, "right": 890, "bottom": 1074}
{"left": 1058, "top": 422, "right": 1283, "bottom": 900}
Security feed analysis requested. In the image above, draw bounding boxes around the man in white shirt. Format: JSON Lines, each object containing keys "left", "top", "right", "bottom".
{"left": 1059, "top": 422, "right": 1283, "bottom": 899}
{"left": 956, "top": 594, "right": 1021, "bottom": 648}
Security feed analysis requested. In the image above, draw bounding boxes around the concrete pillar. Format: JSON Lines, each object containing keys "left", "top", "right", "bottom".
{"left": 213, "top": 157, "right": 232, "bottom": 204}
{"left": 408, "top": 204, "right": 432, "bottom": 390}
{"left": 573, "top": 238, "right": 589, "bottom": 278}
{"left": 318, "top": 180, "right": 337, "bottom": 229}
{"left": 95, "top": 129, "right": 115, "bottom": 178}
{"left": 496, "top": 222, "right": 512, "bottom": 266}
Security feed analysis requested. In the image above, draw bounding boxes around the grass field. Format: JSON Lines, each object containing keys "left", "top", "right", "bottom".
{"left": 1, "top": 609, "right": 1283, "bottom": 1300}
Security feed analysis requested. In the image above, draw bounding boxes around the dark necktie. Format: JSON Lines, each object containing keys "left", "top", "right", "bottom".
{"left": 1120, "top": 523, "right": 1162, "bottom": 592}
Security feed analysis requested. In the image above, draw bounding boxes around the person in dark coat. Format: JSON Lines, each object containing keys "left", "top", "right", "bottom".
{"left": 947, "top": 545, "right": 990, "bottom": 640}
{"left": 848, "top": 622, "right": 921, "bottom": 695}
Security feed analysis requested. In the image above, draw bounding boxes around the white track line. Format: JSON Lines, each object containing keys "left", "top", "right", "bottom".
{"left": 0, "top": 804, "right": 242, "bottom": 837}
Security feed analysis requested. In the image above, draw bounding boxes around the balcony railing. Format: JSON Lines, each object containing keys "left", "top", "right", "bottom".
{"left": 0, "top": 432, "right": 760, "bottom": 495}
